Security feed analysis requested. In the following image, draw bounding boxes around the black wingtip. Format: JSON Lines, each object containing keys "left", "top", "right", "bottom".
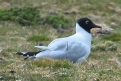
{"left": 16, "top": 52, "right": 23, "bottom": 55}
{"left": 16, "top": 51, "right": 41, "bottom": 56}
{"left": 16, "top": 51, "right": 38, "bottom": 60}
{"left": 16, "top": 52, "right": 28, "bottom": 56}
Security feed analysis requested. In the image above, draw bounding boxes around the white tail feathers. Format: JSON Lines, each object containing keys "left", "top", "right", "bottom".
{"left": 34, "top": 46, "right": 50, "bottom": 50}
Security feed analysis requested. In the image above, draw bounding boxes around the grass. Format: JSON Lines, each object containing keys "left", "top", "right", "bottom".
{"left": 0, "top": 0, "right": 121, "bottom": 81}
{"left": 101, "top": 33, "right": 121, "bottom": 41}
{"left": 92, "top": 41, "right": 118, "bottom": 51}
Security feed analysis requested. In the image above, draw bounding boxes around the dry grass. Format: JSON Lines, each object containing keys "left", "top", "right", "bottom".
{"left": 0, "top": 0, "right": 121, "bottom": 81}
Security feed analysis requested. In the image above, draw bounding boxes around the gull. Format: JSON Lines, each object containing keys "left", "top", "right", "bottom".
{"left": 17, "top": 18, "right": 102, "bottom": 63}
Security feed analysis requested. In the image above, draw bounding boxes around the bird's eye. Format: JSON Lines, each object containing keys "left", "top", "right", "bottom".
{"left": 85, "top": 20, "right": 89, "bottom": 24}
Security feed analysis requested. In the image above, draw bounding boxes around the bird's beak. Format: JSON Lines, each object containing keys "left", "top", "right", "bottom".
{"left": 93, "top": 24, "right": 102, "bottom": 29}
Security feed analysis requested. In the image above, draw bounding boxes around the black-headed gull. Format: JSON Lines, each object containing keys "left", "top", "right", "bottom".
{"left": 17, "top": 18, "right": 102, "bottom": 63}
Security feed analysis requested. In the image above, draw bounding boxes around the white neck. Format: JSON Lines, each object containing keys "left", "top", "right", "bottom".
{"left": 76, "top": 23, "right": 88, "bottom": 33}
{"left": 75, "top": 23, "right": 92, "bottom": 46}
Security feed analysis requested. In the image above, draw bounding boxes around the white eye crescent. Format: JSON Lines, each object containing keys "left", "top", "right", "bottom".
{"left": 85, "top": 20, "right": 89, "bottom": 24}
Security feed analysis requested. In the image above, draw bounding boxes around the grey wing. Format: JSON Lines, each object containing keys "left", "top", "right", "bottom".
{"left": 66, "top": 41, "right": 89, "bottom": 63}
{"left": 48, "top": 38, "right": 68, "bottom": 51}
{"left": 67, "top": 41, "right": 86, "bottom": 56}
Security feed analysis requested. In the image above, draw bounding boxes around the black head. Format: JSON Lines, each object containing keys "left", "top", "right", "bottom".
{"left": 77, "top": 18, "right": 102, "bottom": 33}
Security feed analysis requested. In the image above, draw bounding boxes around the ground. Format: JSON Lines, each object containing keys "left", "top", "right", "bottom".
{"left": 0, "top": 0, "right": 121, "bottom": 81}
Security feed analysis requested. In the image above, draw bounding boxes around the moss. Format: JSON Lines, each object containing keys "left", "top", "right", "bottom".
{"left": 27, "top": 35, "right": 51, "bottom": 42}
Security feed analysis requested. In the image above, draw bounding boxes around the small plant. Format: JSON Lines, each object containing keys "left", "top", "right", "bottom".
{"left": 0, "top": 6, "right": 42, "bottom": 26}
{"left": 45, "top": 14, "right": 71, "bottom": 28}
